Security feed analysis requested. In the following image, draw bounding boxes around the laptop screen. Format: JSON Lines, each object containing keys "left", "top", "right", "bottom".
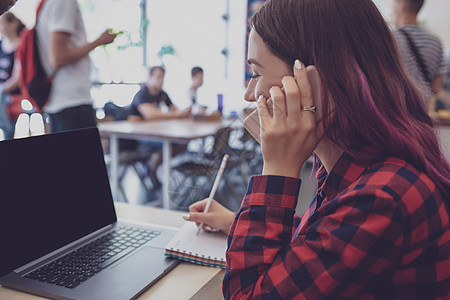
{"left": 0, "top": 127, "right": 117, "bottom": 277}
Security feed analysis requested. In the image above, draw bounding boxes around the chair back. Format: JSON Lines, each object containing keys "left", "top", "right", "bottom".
{"left": 209, "top": 127, "right": 232, "bottom": 158}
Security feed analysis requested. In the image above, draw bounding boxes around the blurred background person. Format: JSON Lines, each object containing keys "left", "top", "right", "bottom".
{"left": 391, "top": 0, "right": 446, "bottom": 115}
{"left": 36, "top": 0, "right": 117, "bottom": 133}
{"left": 0, "top": 11, "right": 24, "bottom": 139}
{"left": 188, "top": 66, "right": 203, "bottom": 105}
{"left": 129, "top": 65, "right": 191, "bottom": 187}
{"left": 130, "top": 65, "right": 191, "bottom": 120}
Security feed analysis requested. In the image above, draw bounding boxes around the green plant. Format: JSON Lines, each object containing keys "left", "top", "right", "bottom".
{"left": 157, "top": 44, "right": 175, "bottom": 59}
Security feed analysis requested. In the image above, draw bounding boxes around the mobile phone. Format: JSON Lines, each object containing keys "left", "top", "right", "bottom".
{"left": 243, "top": 65, "right": 322, "bottom": 144}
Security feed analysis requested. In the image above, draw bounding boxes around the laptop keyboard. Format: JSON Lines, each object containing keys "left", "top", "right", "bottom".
{"left": 24, "top": 225, "right": 160, "bottom": 289}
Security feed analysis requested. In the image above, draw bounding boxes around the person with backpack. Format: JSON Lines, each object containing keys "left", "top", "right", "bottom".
{"left": 34, "top": 0, "right": 117, "bottom": 133}
{"left": 391, "top": 0, "right": 446, "bottom": 115}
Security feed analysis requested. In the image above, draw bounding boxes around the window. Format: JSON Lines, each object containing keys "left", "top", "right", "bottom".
{"left": 79, "top": 0, "right": 146, "bottom": 108}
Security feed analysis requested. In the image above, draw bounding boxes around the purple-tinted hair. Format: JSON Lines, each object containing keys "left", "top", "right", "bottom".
{"left": 251, "top": 0, "right": 450, "bottom": 204}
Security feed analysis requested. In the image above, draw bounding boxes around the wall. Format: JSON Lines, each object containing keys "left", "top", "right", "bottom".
{"left": 145, "top": 0, "right": 248, "bottom": 114}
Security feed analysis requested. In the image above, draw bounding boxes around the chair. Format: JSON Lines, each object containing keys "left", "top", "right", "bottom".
{"left": 103, "top": 102, "right": 159, "bottom": 203}
{"left": 169, "top": 127, "right": 255, "bottom": 211}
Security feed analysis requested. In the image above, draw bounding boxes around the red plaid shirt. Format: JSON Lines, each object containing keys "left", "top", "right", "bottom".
{"left": 223, "top": 151, "right": 450, "bottom": 299}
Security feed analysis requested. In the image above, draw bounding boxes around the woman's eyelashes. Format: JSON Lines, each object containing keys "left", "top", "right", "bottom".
{"left": 251, "top": 73, "right": 260, "bottom": 80}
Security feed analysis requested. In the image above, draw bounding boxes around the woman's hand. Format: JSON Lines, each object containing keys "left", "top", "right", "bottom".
{"left": 185, "top": 199, "right": 235, "bottom": 235}
{"left": 258, "top": 60, "right": 321, "bottom": 178}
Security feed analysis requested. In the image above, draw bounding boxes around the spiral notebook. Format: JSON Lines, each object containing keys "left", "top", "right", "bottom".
{"left": 164, "top": 221, "right": 227, "bottom": 268}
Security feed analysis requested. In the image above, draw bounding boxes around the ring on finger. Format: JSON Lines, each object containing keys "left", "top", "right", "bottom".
{"left": 301, "top": 105, "right": 316, "bottom": 113}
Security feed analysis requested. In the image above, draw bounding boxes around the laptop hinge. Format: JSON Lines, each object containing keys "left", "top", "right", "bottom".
{"left": 14, "top": 224, "right": 114, "bottom": 273}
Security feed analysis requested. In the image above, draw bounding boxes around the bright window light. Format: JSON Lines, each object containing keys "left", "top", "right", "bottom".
{"left": 21, "top": 99, "right": 34, "bottom": 111}
{"left": 30, "top": 113, "right": 45, "bottom": 136}
{"left": 14, "top": 113, "right": 30, "bottom": 139}
{"left": 96, "top": 109, "right": 106, "bottom": 120}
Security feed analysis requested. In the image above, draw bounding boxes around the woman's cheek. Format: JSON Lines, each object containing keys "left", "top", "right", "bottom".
{"left": 255, "top": 81, "right": 269, "bottom": 100}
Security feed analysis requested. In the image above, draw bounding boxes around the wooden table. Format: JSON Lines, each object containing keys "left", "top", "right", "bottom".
{"left": 99, "top": 118, "right": 240, "bottom": 209}
{"left": 0, "top": 202, "right": 226, "bottom": 300}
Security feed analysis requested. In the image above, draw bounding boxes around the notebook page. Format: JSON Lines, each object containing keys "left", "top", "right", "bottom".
{"left": 165, "top": 221, "right": 227, "bottom": 262}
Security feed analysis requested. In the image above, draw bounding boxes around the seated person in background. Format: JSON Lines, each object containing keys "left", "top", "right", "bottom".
{"left": 130, "top": 65, "right": 191, "bottom": 120}
{"left": 188, "top": 66, "right": 203, "bottom": 105}
{"left": 130, "top": 65, "right": 191, "bottom": 186}
{"left": 188, "top": 66, "right": 221, "bottom": 120}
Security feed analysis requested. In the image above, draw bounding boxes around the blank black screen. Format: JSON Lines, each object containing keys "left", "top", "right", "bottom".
{"left": 0, "top": 127, "right": 116, "bottom": 277}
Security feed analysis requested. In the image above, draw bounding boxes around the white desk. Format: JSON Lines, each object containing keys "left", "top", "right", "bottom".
{"left": 0, "top": 202, "right": 226, "bottom": 300}
{"left": 99, "top": 118, "right": 238, "bottom": 209}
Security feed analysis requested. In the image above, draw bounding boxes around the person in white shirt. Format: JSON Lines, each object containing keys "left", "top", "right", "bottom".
{"left": 36, "top": 0, "right": 117, "bottom": 133}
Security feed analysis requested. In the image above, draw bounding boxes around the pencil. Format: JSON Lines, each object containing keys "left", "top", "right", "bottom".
{"left": 196, "top": 154, "right": 229, "bottom": 235}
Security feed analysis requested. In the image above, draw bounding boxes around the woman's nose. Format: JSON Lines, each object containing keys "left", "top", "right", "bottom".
{"left": 243, "top": 80, "right": 256, "bottom": 102}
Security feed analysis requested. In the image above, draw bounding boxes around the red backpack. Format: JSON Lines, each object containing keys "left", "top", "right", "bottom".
{"left": 16, "top": 0, "right": 51, "bottom": 112}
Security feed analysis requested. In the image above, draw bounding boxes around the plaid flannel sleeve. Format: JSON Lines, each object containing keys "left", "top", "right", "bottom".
{"left": 223, "top": 175, "right": 407, "bottom": 299}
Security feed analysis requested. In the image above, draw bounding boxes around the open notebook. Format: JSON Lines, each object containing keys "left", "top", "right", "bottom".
{"left": 165, "top": 222, "right": 227, "bottom": 268}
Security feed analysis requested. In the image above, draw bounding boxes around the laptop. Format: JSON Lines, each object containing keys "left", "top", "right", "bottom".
{"left": 0, "top": 127, "right": 179, "bottom": 300}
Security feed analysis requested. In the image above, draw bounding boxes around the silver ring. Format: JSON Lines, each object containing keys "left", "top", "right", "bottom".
{"left": 301, "top": 106, "right": 316, "bottom": 113}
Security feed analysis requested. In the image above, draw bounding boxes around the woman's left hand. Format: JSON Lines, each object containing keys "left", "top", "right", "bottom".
{"left": 258, "top": 60, "right": 321, "bottom": 178}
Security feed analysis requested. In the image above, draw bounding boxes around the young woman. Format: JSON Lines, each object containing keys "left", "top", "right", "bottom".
{"left": 186, "top": 0, "right": 450, "bottom": 298}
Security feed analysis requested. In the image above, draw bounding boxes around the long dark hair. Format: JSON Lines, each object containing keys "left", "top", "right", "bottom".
{"left": 251, "top": 0, "right": 450, "bottom": 202}
{"left": 0, "top": 0, "right": 17, "bottom": 16}
{"left": 3, "top": 11, "right": 25, "bottom": 36}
